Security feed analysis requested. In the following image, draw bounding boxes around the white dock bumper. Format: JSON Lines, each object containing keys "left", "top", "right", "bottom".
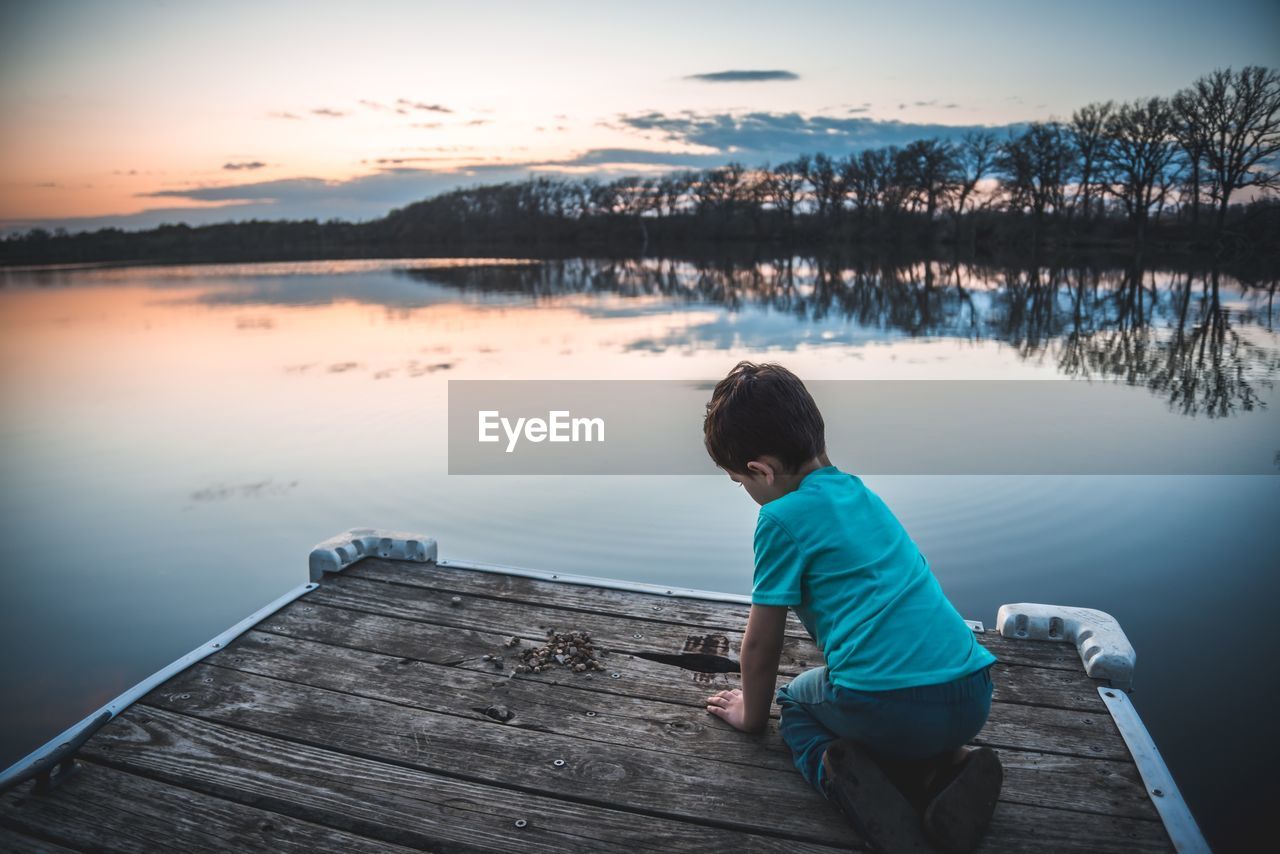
{"left": 309, "top": 528, "right": 438, "bottom": 582}
{"left": 996, "top": 603, "right": 1136, "bottom": 691}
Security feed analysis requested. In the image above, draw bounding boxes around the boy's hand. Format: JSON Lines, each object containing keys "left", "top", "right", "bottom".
{"left": 706, "top": 688, "right": 752, "bottom": 731}
{"left": 705, "top": 605, "right": 787, "bottom": 734}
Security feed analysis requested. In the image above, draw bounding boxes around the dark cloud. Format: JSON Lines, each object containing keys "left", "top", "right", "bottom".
{"left": 614, "top": 110, "right": 1010, "bottom": 159}
{"left": 549, "top": 148, "right": 725, "bottom": 169}
{"left": 685, "top": 69, "right": 800, "bottom": 83}
{"left": 397, "top": 99, "right": 452, "bottom": 113}
{"left": 311, "top": 108, "right": 346, "bottom": 118}
{"left": 223, "top": 161, "right": 267, "bottom": 171}
{"left": 465, "top": 119, "right": 491, "bottom": 126}
{"left": 140, "top": 177, "right": 348, "bottom": 203}
{"left": 268, "top": 111, "right": 301, "bottom": 120}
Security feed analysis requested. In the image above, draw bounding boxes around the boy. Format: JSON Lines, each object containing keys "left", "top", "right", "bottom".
{"left": 702, "top": 361, "right": 1002, "bottom": 854}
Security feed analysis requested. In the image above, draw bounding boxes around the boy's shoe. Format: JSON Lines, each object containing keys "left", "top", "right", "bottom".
{"left": 921, "top": 746, "right": 1003, "bottom": 854}
{"left": 820, "top": 738, "right": 937, "bottom": 853}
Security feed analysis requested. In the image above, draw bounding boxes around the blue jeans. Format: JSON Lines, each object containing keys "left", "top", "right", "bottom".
{"left": 776, "top": 665, "right": 994, "bottom": 794}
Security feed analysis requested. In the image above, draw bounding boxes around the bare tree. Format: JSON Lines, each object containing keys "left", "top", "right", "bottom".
{"left": 1171, "top": 90, "right": 1210, "bottom": 227}
{"left": 609, "top": 176, "right": 656, "bottom": 248}
{"left": 877, "top": 146, "right": 911, "bottom": 219}
{"left": 804, "top": 153, "right": 844, "bottom": 221}
{"left": 761, "top": 158, "right": 806, "bottom": 225}
{"left": 1068, "top": 101, "right": 1114, "bottom": 222}
{"left": 844, "top": 149, "right": 883, "bottom": 219}
{"left": 1183, "top": 66, "right": 1280, "bottom": 233}
{"left": 897, "top": 138, "right": 958, "bottom": 220}
{"left": 587, "top": 179, "right": 619, "bottom": 217}
{"left": 950, "top": 131, "right": 998, "bottom": 219}
{"left": 998, "top": 122, "right": 1070, "bottom": 235}
{"left": 1103, "top": 97, "right": 1179, "bottom": 243}
{"left": 654, "top": 174, "right": 690, "bottom": 217}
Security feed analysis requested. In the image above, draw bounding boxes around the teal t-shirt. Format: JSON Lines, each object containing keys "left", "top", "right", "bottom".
{"left": 752, "top": 465, "right": 995, "bottom": 691}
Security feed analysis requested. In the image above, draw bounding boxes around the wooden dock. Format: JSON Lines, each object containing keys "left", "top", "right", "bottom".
{"left": 0, "top": 541, "right": 1184, "bottom": 852}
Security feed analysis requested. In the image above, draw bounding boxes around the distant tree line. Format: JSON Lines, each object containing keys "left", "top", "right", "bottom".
{"left": 4, "top": 66, "right": 1278, "bottom": 267}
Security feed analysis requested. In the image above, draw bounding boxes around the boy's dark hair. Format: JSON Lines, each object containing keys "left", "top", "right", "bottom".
{"left": 704, "top": 361, "right": 826, "bottom": 474}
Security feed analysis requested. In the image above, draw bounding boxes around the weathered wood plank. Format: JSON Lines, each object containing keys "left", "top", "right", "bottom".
{"left": 306, "top": 574, "right": 1087, "bottom": 690}
{"left": 0, "top": 760, "right": 419, "bottom": 854}
{"left": 979, "top": 701, "right": 1130, "bottom": 761}
{"left": 979, "top": 633, "right": 1091, "bottom": 672}
{"left": 303, "top": 574, "right": 825, "bottom": 676}
{"left": 0, "top": 825, "right": 79, "bottom": 854}
{"left": 348, "top": 558, "right": 810, "bottom": 636}
{"left": 218, "top": 629, "right": 797, "bottom": 773}
{"left": 343, "top": 559, "right": 1091, "bottom": 673}
{"left": 270, "top": 597, "right": 1101, "bottom": 712}
{"left": 256, "top": 600, "right": 750, "bottom": 710}
{"left": 995, "top": 749, "right": 1159, "bottom": 821}
{"left": 85, "top": 706, "right": 849, "bottom": 854}
{"left": 989, "top": 662, "right": 1107, "bottom": 712}
{"left": 135, "top": 663, "right": 855, "bottom": 847}
{"left": 214, "top": 630, "right": 1157, "bottom": 820}
{"left": 979, "top": 802, "right": 1171, "bottom": 853}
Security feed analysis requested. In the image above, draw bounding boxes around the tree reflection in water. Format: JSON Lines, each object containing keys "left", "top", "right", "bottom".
{"left": 403, "top": 256, "right": 1278, "bottom": 417}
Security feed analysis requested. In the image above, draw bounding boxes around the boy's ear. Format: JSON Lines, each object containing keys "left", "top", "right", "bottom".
{"left": 745, "top": 459, "right": 775, "bottom": 483}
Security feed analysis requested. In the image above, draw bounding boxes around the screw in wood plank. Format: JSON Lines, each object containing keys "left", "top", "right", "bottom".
{"left": 514, "top": 819, "right": 527, "bottom": 828}
{"left": 1152, "top": 788, "right": 1164, "bottom": 797}
{"left": 450, "top": 596, "right": 462, "bottom": 607}
{"left": 179, "top": 693, "right": 191, "bottom": 699}
{"left": 633, "top": 633, "right": 642, "bottom": 639}
{"left": 610, "top": 672, "right": 621, "bottom": 679}
{"left": 552, "top": 759, "right": 566, "bottom": 767}
{"left": 585, "top": 711, "right": 597, "bottom": 717}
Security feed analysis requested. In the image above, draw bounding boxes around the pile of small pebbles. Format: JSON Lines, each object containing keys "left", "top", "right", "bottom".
{"left": 509, "top": 629, "right": 606, "bottom": 675}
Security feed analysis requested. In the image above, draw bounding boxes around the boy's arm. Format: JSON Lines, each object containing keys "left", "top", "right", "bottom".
{"left": 706, "top": 604, "right": 788, "bottom": 733}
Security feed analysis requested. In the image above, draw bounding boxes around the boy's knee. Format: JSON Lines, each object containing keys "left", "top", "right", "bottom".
{"left": 779, "top": 665, "right": 830, "bottom": 707}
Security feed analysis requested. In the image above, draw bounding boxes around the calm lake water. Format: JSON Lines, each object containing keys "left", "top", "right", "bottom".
{"left": 1, "top": 257, "right": 1276, "bottom": 848}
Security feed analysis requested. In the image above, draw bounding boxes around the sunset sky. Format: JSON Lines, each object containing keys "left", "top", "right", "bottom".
{"left": 2, "top": 0, "right": 1277, "bottom": 232}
